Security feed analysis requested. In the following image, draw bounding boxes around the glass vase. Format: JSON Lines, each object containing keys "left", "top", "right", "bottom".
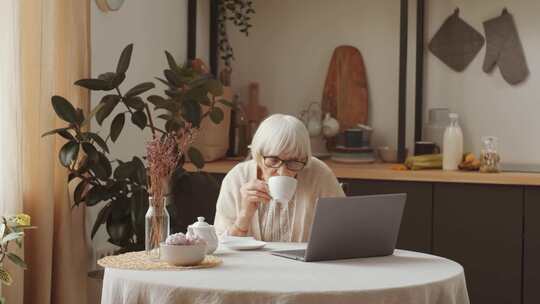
{"left": 145, "top": 196, "right": 170, "bottom": 258}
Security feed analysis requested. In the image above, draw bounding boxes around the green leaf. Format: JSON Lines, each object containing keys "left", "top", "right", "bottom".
{"left": 74, "top": 78, "right": 109, "bottom": 91}
{"left": 52, "top": 96, "right": 78, "bottom": 124}
{"left": 125, "top": 82, "right": 155, "bottom": 99}
{"left": 82, "top": 142, "right": 99, "bottom": 162}
{"left": 184, "top": 85, "right": 208, "bottom": 102}
{"left": 2, "top": 232, "right": 24, "bottom": 244}
{"left": 0, "top": 268, "right": 13, "bottom": 286}
{"left": 188, "top": 147, "right": 205, "bottom": 169}
{"left": 106, "top": 214, "right": 133, "bottom": 247}
{"left": 147, "top": 95, "right": 167, "bottom": 107}
{"left": 59, "top": 141, "right": 80, "bottom": 167}
{"left": 165, "top": 120, "right": 182, "bottom": 133}
{"left": 217, "top": 99, "right": 235, "bottom": 108}
{"left": 165, "top": 51, "right": 178, "bottom": 71}
{"left": 132, "top": 157, "right": 147, "bottom": 185}
{"left": 112, "top": 72, "right": 126, "bottom": 88}
{"left": 116, "top": 43, "right": 134, "bottom": 75}
{"left": 89, "top": 160, "right": 107, "bottom": 180}
{"left": 164, "top": 69, "right": 182, "bottom": 87}
{"left": 96, "top": 95, "right": 121, "bottom": 125}
{"left": 75, "top": 109, "right": 85, "bottom": 125}
{"left": 209, "top": 107, "right": 224, "bottom": 124}
{"left": 198, "top": 96, "right": 211, "bottom": 106}
{"left": 165, "top": 89, "right": 182, "bottom": 98}
{"left": 181, "top": 100, "right": 202, "bottom": 127}
{"left": 92, "top": 203, "right": 112, "bottom": 238}
{"left": 155, "top": 100, "right": 181, "bottom": 112}
{"left": 86, "top": 185, "right": 108, "bottom": 206}
{"left": 7, "top": 253, "right": 27, "bottom": 269}
{"left": 110, "top": 113, "right": 125, "bottom": 143}
{"left": 124, "top": 96, "right": 145, "bottom": 110}
{"left": 86, "top": 132, "right": 109, "bottom": 153}
{"left": 74, "top": 180, "right": 87, "bottom": 206}
{"left": 41, "top": 127, "right": 70, "bottom": 138}
{"left": 110, "top": 197, "right": 130, "bottom": 220}
{"left": 114, "top": 161, "right": 136, "bottom": 180}
{"left": 131, "top": 110, "right": 147, "bottom": 130}
{"left": 97, "top": 72, "right": 117, "bottom": 90}
{"left": 97, "top": 152, "right": 112, "bottom": 179}
{"left": 206, "top": 79, "right": 223, "bottom": 96}
{"left": 154, "top": 77, "right": 173, "bottom": 88}
{"left": 59, "top": 130, "right": 76, "bottom": 141}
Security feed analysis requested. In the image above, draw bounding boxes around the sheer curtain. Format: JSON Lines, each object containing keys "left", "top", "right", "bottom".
{"left": 0, "top": 0, "right": 24, "bottom": 302}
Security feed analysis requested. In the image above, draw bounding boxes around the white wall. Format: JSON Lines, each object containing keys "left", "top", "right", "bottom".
{"left": 227, "top": 0, "right": 404, "bottom": 148}
{"left": 90, "top": 0, "right": 194, "bottom": 252}
{"left": 424, "top": 0, "right": 540, "bottom": 163}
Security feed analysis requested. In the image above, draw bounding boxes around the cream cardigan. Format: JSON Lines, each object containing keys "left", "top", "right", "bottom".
{"left": 214, "top": 157, "right": 345, "bottom": 242}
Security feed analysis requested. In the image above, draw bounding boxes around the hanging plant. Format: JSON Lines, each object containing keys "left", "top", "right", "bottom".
{"left": 218, "top": 0, "right": 255, "bottom": 70}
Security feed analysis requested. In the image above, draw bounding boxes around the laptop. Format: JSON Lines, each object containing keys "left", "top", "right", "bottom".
{"left": 271, "top": 193, "right": 406, "bottom": 262}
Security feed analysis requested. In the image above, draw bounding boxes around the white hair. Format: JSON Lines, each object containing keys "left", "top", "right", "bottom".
{"left": 250, "top": 114, "right": 312, "bottom": 167}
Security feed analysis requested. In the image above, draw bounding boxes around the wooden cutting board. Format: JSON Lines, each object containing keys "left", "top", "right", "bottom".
{"left": 321, "top": 46, "right": 369, "bottom": 131}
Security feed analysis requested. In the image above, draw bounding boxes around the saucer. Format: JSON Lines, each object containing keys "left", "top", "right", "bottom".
{"left": 220, "top": 236, "right": 266, "bottom": 250}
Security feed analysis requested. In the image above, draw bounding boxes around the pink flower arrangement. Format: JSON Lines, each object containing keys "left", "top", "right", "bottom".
{"left": 165, "top": 232, "right": 206, "bottom": 246}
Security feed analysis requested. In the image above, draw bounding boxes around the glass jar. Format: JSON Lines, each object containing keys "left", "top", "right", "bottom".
{"left": 480, "top": 136, "right": 500, "bottom": 173}
{"left": 423, "top": 108, "right": 450, "bottom": 150}
{"left": 145, "top": 196, "right": 170, "bottom": 258}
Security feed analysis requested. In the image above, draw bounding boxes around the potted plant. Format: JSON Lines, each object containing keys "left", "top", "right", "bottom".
{"left": 43, "top": 44, "right": 232, "bottom": 252}
{"left": 0, "top": 214, "right": 33, "bottom": 304}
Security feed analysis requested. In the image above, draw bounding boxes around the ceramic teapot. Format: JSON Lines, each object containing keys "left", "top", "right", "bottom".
{"left": 187, "top": 217, "right": 218, "bottom": 254}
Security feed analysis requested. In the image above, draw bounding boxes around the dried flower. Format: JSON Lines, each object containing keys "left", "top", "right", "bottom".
{"left": 146, "top": 123, "right": 197, "bottom": 207}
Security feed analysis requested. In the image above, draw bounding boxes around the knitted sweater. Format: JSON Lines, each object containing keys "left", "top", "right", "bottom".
{"left": 214, "top": 157, "right": 345, "bottom": 242}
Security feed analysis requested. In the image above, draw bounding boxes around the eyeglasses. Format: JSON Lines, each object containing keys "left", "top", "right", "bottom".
{"left": 262, "top": 156, "right": 306, "bottom": 172}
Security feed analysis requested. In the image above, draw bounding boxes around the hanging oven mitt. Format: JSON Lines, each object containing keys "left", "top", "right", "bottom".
{"left": 483, "top": 8, "right": 529, "bottom": 85}
{"left": 428, "top": 8, "right": 485, "bottom": 72}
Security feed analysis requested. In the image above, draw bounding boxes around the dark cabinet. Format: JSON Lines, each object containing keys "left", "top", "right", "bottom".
{"left": 433, "top": 183, "right": 523, "bottom": 304}
{"left": 524, "top": 187, "right": 540, "bottom": 304}
{"left": 342, "top": 179, "right": 433, "bottom": 253}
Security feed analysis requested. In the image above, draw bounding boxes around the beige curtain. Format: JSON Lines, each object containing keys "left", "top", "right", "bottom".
{"left": 20, "top": 1, "right": 90, "bottom": 304}
{"left": 0, "top": 0, "right": 23, "bottom": 302}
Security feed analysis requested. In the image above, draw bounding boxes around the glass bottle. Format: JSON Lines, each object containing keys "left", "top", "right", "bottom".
{"left": 442, "top": 113, "right": 463, "bottom": 171}
{"left": 423, "top": 108, "right": 450, "bottom": 150}
{"left": 480, "top": 136, "right": 500, "bottom": 173}
{"left": 145, "top": 196, "right": 170, "bottom": 258}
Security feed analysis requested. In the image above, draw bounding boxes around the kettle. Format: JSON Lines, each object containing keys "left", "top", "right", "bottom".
{"left": 187, "top": 217, "right": 219, "bottom": 254}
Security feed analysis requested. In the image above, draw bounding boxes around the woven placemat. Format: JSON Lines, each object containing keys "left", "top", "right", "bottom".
{"left": 98, "top": 251, "right": 222, "bottom": 271}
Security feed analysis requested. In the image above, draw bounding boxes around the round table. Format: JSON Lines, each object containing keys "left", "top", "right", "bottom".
{"left": 101, "top": 243, "right": 469, "bottom": 304}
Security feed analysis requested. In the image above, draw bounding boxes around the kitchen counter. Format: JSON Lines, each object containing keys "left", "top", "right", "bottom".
{"left": 185, "top": 158, "right": 540, "bottom": 186}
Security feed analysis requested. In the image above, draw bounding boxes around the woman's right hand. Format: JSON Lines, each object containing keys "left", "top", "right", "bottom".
{"left": 238, "top": 179, "right": 271, "bottom": 222}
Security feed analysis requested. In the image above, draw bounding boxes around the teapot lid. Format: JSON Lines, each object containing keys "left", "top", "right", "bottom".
{"left": 191, "top": 216, "right": 212, "bottom": 228}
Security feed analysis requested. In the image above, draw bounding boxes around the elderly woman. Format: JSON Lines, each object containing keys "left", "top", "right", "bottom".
{"left": 214, "top": 114, "right": 345, "bottom": 242}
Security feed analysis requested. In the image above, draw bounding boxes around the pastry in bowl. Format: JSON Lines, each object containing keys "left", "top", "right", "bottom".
{"left": 160, "top": 233, "right": 207, "bottom": 266}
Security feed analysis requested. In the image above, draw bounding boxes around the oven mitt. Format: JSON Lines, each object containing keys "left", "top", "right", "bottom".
{"left": 483, "top": 9, "right": 529, "bottom": 85}
{"left": 429, "top": 9, "right": 485, "bottom": 72}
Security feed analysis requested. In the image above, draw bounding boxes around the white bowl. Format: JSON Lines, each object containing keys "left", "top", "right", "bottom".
{"left": 160, "top": 243, "right": 206, "bottom": 266}
{"left": 377, "top": 147, "right": 408, "bottom": 163}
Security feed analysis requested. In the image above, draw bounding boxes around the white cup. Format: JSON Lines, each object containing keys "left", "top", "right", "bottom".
{"left": 268, "top": 176, "right": 298, "bottom": 204}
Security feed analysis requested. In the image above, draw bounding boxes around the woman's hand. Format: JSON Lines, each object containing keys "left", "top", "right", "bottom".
{"left": 234, "top": 180, "right": 271, "bottom": 231}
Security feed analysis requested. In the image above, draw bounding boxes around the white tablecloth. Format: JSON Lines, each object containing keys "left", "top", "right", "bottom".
{"left": 101, "top": 243, "right": 469, "bottom": 304}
